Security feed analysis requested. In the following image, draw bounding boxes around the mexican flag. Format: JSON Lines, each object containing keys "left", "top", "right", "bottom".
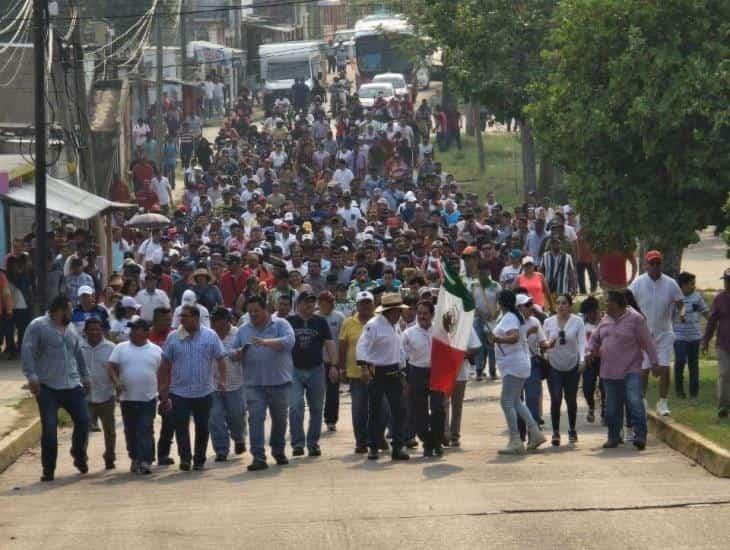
{"left": 430, "top": 262, "right": 476, "bottom": 395}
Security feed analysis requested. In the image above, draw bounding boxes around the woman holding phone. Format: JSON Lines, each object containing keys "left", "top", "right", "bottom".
{"left": 543, "top": 294, "right": 586, "bottom": 446}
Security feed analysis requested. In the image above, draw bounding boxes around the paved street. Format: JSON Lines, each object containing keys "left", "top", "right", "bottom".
{"left": 1, "top": 378, "right": 728, "bottom": 549}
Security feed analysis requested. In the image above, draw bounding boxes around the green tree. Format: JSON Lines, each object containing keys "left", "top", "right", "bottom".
{"left": 529, "top": 0, "right": 730, "bottom": 273}
{"left": 402, "top": 0, "right": 558, "bottom": 193}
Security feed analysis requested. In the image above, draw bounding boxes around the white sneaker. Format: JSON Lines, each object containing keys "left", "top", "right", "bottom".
{"left": 656, "top": 398, "right": 671, "bottom": 416}
{"left": 623, "top": 429, "right": 634, "bottom": 442}
{"left": 526, "top": 429, "right": 547, "bottom": 451}
{"left": 497, "top": 438, "right": 525, "bottom": 455}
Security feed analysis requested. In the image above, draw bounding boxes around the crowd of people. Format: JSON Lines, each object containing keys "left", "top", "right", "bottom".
{"left": 4, "top": 72, "right": 730, "bottom": 482}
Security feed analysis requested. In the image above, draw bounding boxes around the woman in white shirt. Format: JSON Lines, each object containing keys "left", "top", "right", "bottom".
{"left": 543, "top": 293, "right": 586, "bottom": 447}
{"left": 492, "top": 290, "right": 546, "bottom": 454}
{"left": 516, "top": 293, "right": 548, "bottom": 439}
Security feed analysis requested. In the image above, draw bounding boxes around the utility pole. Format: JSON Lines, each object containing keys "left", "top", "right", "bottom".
{"left": 180, "top": 0, "right": 189, "bottom": 84}
{"left": 155, "top": 6, "right": 165, "bottom": 169}
{"left": 33, "top": 0, "right": 48, "bottom": 313}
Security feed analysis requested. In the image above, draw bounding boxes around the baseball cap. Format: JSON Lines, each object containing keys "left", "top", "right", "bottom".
{"left": 77, "top": 285, "right": 94, "bottom": 297}
{"left": 461, "top": 246, "right": 478, "bottom": 257}
{"left": 121, "top": 296, "right": 140, "bottom": 309}
{"left": 645, "top": 250, "right": 663, "bottom": 263}
{"left": 356, "top": 291, "right": 374, "bottom": 303}
{"left": 522, "top": 255, "right": 535, "bottom": 266}
{"left": 297, "top": 290, "right": 317, "bottom": 303}
{"left": 510, "top": 249, "right": 522, "bottom": 260}
{"left": 516, "top": 293, "right": 533, "bottom": 306}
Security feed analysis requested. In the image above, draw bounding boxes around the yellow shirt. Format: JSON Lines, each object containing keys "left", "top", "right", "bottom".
{"left": 339, "top": 315, "right": 366, "bottom": 379}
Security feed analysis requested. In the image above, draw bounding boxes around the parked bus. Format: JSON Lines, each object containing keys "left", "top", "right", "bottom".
{"left": 353, "top": 14, "right": 428, "bottom": 88}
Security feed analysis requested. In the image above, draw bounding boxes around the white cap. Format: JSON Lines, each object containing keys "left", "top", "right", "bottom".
{"left": 516, "top": 293, "right": 533, "bottom": 306}
{"left": 284, "top": 212, "right": 294, "bottom": 221}
{"left": 404, "top": 191, "right": 417, "bottom": 202}
{"left": 252, "top": 247, "right": 264, "bottom": 256}
{"left": 121, "top": 296, "right": 140, "bottom": 309}
{"left": 521, "top": 255, "right": 535, "bottom": 266}
{"left": 181, "top": 289, "right": 197, "bottom": 305}
{"left": 350, "top": 200, "right": 358, "bottom": 208}
{"left": 273, "top": 218, "right": 283, "bottom": 226}
{"left": 356, "top": 291, "right": 374, "bottom": 303}
{"left": 77, "top": 285, "right": 94, "bottom": 297}
{"left": 301, "top": 234, "right": 314, "bottom": 241}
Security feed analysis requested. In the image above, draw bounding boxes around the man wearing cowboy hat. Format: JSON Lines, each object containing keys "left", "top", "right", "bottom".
{"left": 356, "top": 292, "right": 410, "bottom": 461}
{"left": 192, "top": 267, "right": 223, "bottom": 312}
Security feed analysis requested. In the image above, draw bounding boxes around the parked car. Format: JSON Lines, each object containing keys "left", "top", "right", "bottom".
{"left": 372, "top": 73, "right": 409, "bottom": 97}
{"left": 357, "top": 82, "right": 395, "bottom": 108}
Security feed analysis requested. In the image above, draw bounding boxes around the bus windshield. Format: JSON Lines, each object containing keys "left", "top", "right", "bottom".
{"left": 266, "top": 60, "right": 311, "bottom": 81}
{"left": 355, "top": 34, "right": 414, "bottom": 79}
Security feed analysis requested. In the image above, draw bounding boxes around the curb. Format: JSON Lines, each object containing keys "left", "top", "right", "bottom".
{"left": 648, "top": 411, "right": 730, "bottom": 478}
{"left": 0, "top": 417, "right": 41, "bottom": 474}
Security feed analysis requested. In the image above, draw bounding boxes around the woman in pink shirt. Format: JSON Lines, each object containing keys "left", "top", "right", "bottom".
{"left": 587, "top": 290, "right": 658, "bottom": 450}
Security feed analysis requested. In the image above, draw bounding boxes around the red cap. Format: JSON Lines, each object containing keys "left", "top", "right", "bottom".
{"left": 645, "top": 250, "right": 663, "bottom": 262}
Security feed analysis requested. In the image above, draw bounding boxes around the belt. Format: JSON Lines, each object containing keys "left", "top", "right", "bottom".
{"left": 373, "top": 363, "right": 399, "bottom": 369}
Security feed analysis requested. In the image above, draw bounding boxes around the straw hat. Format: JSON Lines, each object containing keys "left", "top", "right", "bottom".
{"left": 375, "top": 292, "right": 408, "bottom": 313}
{"left": 193, "top": 267, "right": 211, "bottom": 280}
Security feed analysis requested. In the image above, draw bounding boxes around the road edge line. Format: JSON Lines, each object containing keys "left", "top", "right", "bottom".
{"left": 0, "top": 417, "right": 41, "bottom": 474}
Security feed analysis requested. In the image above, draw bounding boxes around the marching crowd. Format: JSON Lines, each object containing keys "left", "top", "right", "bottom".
{"left": 4, "top": 78, "right": 730, "bottom": 482}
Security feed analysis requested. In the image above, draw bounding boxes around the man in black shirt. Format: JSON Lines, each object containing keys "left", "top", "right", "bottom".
{"left": 287, "top": 291, "right": 336, "bottom": 457}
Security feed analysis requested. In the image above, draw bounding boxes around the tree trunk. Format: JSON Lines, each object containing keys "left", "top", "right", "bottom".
{"left": 520, "top": 120, "right": 537, "bottom": 198}
{"left": 538, "top": 154, "right": 554, "bottom": 199}
{"left": 474, "top": 99, "right": 485, "bottom": 174}
{"left": 465, "top": 101, "right": 475, "bottom": 137}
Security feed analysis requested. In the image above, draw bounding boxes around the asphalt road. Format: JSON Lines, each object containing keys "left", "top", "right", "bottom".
{"left": 1, "top": 378, "right": 728, "bottom": 549}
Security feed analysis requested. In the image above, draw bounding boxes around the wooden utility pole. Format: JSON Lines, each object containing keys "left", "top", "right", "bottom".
{"left": 33, "top": 0, "right": 48, "bottom": 312}
{"left": 155, "top": 7, "right": 165, "bottom": 168}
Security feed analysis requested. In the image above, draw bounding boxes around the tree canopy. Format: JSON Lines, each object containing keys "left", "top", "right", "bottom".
{"left": 528, "top": 0, "right": 730, "bottom": 254}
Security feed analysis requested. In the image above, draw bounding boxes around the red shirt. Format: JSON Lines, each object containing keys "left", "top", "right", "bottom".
{"left": 220, "top": 269, "right": 251, "bottom": 308}
{"left": 598, "top": 253, "right": 630, "bottom": 288}
{"left": 158, "top": 274, "right": 174, "bottom": 298}
{"left": 149, "top": 327, "right": 172, "bottom": 346}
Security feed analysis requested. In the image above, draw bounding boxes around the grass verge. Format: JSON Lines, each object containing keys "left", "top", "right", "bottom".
{"left": 646, "top": 359, "right": 730, "bottom": 450}
{"left": 437, "top": 132, "right": 524, "bottom": 208}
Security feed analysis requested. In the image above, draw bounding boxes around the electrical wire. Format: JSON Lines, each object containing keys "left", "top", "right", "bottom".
{"left": 0, "top": 0, "right": 30, "bottom": 35}
{"left": 0, "top": 0, "right": 32, "bottom": 55}
{"left": 0, "top": 0, "right": 27, "bottom": 27}
{"left": 87, "top": 3, "right": 157, "bottom": 55}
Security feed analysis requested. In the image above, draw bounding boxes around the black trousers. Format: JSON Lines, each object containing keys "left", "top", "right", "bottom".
{"left": 367, "top": 365, "right": 404, "bottom": 449}
{"left": 171, "top": 393, "right": 212, "bottom": 465}
{"left": 324, "top": 366, "right": 340, "bottom": 426}
{"left": 576, "top": 262, "right": 597, "bottom": 294}
{"left": 407, "top": 366, "right": 445, "bottom": 449}
{"left": 157, "top": 407, "right": 176, "bottom": 460}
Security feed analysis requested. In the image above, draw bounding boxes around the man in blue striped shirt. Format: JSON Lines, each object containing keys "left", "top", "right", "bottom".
{"left": 159, "top": 304, "right": 227, "bottom": 471}
{"left": 234, "top": 296, "right": 295, "bottom": 471}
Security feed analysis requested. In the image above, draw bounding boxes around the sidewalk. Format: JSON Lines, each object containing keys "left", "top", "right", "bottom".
{"left": 0, "top": 359, "right": 31, "bottom": 440}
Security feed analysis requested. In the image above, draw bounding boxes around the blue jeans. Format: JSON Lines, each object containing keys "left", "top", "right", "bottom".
{"left": 500, "top": 375, "right": 538, "bottom": 440}
{"left": 518, "top": 356, "right": 544, "bottom": 439}
{"left": 246, "top": 383, "right": 290, "bottom": 462}
{"left": 36, "top": 385, "right": 89, "bottom": 473}
{"left": 674, "top": 340, "right": 700, "bottom": 397}
{"left": 171, "top": 393, "right": 213, "bottom": 466}
{"left": 604, "top": 372, "right": 647, "bottom": 443}
{"left": 289, "top": 366, "right": 326, "bottom": 450}
{"left": 120, "top": 399, "right": 157, "bottom": 464}
{"left": 209, "top": 387, "right": 247, "bottom": 456}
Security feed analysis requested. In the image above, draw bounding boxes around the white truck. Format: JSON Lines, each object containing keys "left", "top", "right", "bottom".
{"left": 258, "top": 40, "right": 327, "bottom": 111}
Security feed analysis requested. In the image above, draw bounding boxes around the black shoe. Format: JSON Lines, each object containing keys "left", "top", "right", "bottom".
{"left": 602, "top": 440, "right": 621, "bottom": 449}
{"left": 450, "top": 438, "right": 460, "bottom": 448}
{"left": 105, "top": 461, "right": 115, "bottom": 470}
{"left": 422, "top": 447, "right": 434, "bottom": 458}
{"left": 326, "top": 423, "right": 337, "bottom": 432}
{"left": 234, "top": 441, "right": 246, "bottom": 455}
{"left": 551, "top": 433, "right": 561, "bottom": 447}
{"left": 367, "top": 447, "right": 379, "bottom": 460}
{"left": 158, "top": 456, "right": 174, "bottom": 466}
{"left": 292, "top": 446, "right": 305, "bottom": 457}
{"left": 476, "top": 374, "right": 485, "bottom": 381}
{"left": 214, "top": 454, "right": 228, "bottom": 462}
{"left": 247, "top": 460, "right": 269, "bottom": 471}
{"left": 586, "top": 410, "right": 595, "bottom": 423}
{"left": 568, "top": 431, "right": 578, "bottom": 444}
{"left": 377, "top": 439, "right": 390, "bottom": 452}
{"left": 633, "top": 439, "right": 646, "bottom": 451}
{"left": 405, "top": 438, "right": 419, "bottom": 449}
{"left": 139, "top": 461, "right": 152, "bottom": 474}
{"left": 130, "top": 460, "right": 140, "bottom": 474}
{"left": 308, "top": 445, "right": 322, "bottom": 457}
{"left": 391, "top": 448, "right": 410, "bottom": 461}
{"left": 354, "top": 445, "right": 368, "bottom": 454}
{"left": 179, "top": 461, "right": 191, "bottom": 471}
{"left": 192, "top": 463, "right": 205, "bottom": 471}
{"left": 40, "top": 472, "right": 54, "bottom": 482}
{"left": 441, "top": 438, "right": 451, "bottom": 448}
{"left": 73, "top": 459, "right": 89, "bottom": 474}
{"left": 274, "top": 454, "right": 289, "bottom": 465}
{"left": 434, "top": 444, "right": 443, "bottom": 456}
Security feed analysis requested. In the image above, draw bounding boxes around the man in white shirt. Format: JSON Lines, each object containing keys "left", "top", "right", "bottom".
{"left": 137, "top": 229, "right": 164, "bottom": 266}
{"left": 339, "top": 200, "right": 364, "bottom": 230}
{"left": 106, "top": 317, "right": 163, "bottom": 474}
{"left": 151, "top": 171, "right": 173, "bottom": 214}
{"left": 275, "top": 223, "right": 298, "bottom": 258}
{"left": 133, "top": 119, "right": 150, "bottom": 148}
{"left": 333, "top": 159, "right": 354, "bottom": 194}
{"left": 135, "top": 273, "right": 171, "bottom": 322}
{"left": 402, "top": 300, "right": 444, "bottom": 457}
{"left": 629, "top": 250, "right": 685, "bottom": 416}
{"left": 356, "top": 293, "right": 410, "bottom": 461}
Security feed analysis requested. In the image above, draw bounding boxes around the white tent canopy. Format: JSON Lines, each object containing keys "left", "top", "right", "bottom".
{"left": 3, "top": 175, "right": 135, "bottom": 220}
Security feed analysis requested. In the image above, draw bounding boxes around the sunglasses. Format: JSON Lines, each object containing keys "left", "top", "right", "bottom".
{"left": 558, "top": 330, "right": 566, "bottom": 345}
